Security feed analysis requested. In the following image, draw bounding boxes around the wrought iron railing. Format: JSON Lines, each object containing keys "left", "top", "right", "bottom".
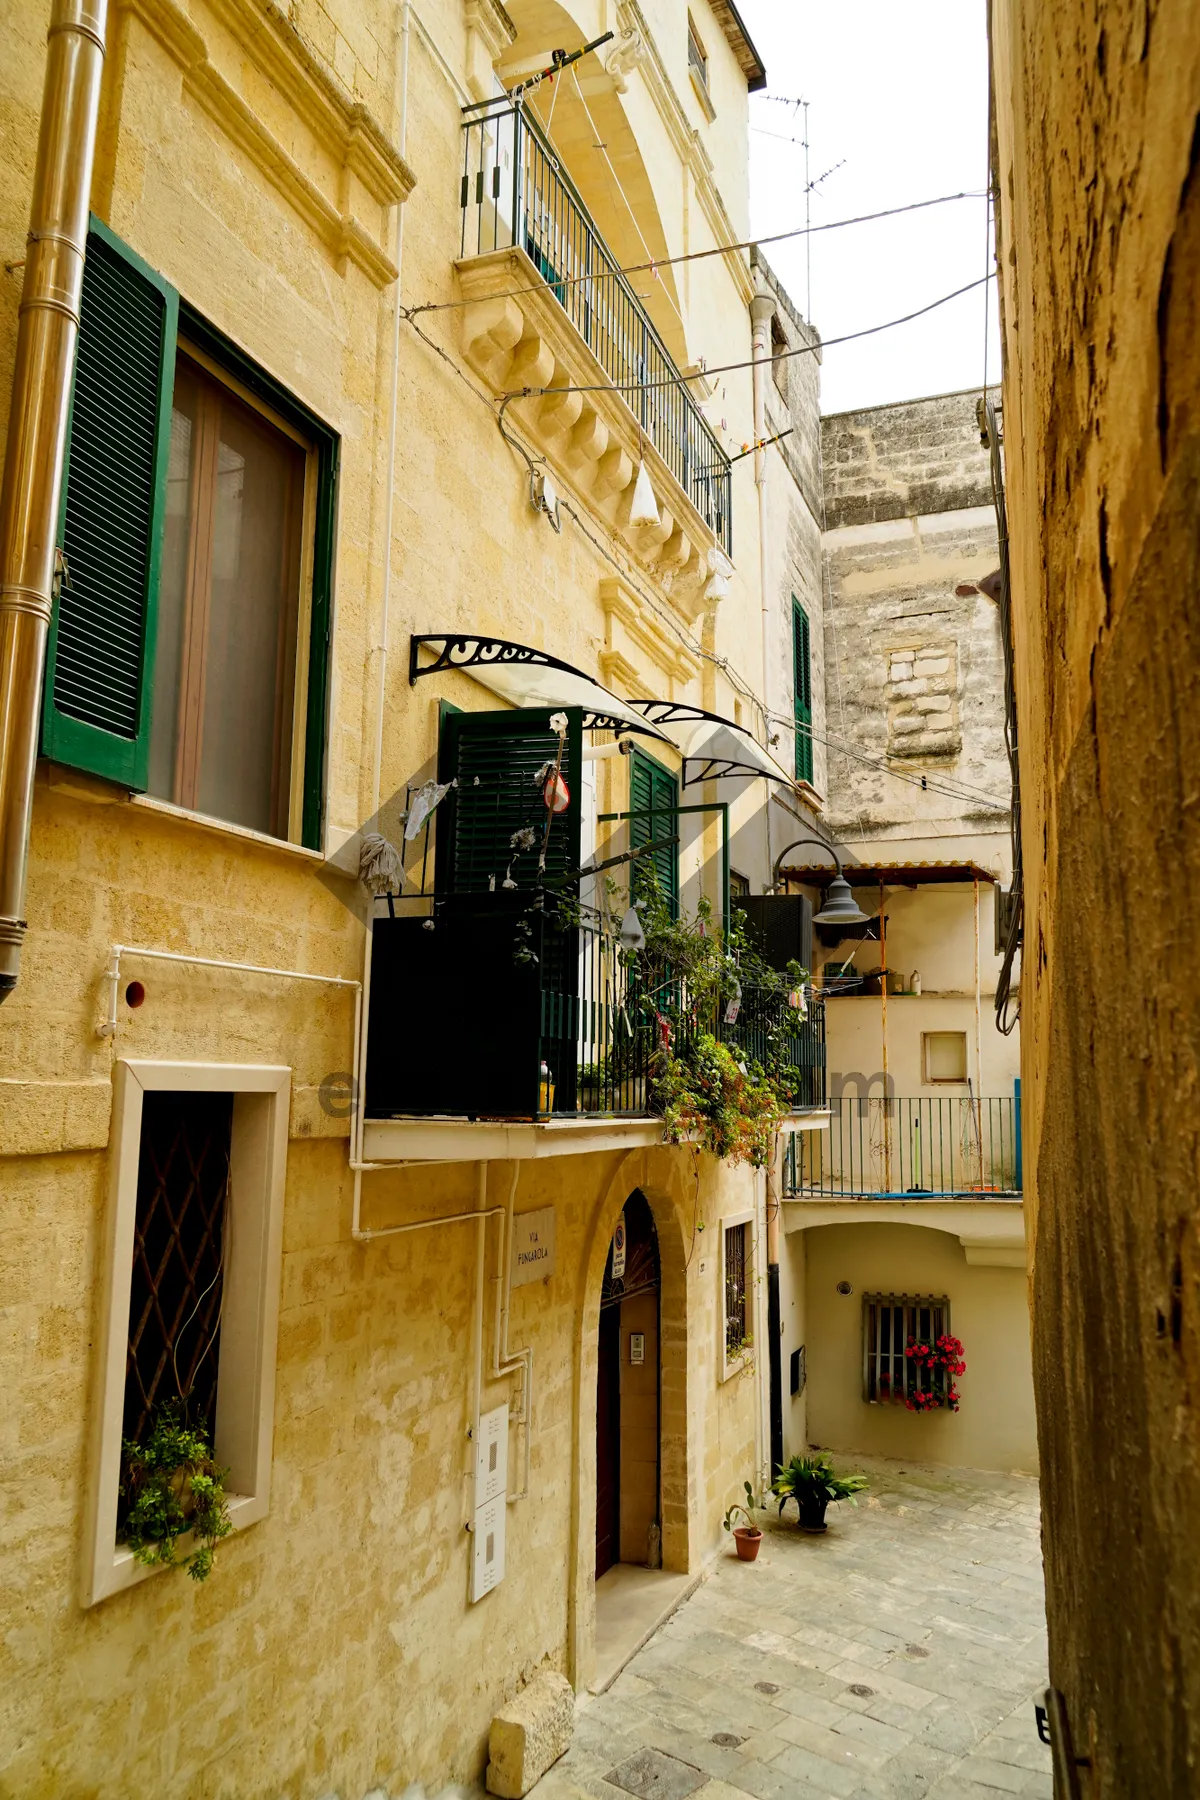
{"left": 365, "top": 897, "right": 825, "bottom": 1120}
{"left": 782, "top": 1095, "right": 1021, "bottom": 1198}
{"left": 460, "top": 101, "right": 733, "bottom": 552}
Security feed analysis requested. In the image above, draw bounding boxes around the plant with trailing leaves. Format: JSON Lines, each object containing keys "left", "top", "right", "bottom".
{"left": 627, "top": 875, "right": 809, "bottom": 1166}
{"left": 120, "top": 1404, "right": 231, "bottom": 1581}
{"left": 771, "top": 1453, "right": 868, "bottom": 1522}
{"left": 904, "top": 1333, "right": 966, "bottom": 1412}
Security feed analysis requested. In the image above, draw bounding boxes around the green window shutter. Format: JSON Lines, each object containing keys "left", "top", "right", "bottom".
{"left": 436, "top": 708, "right": 583, "bottom": 893}
{"left": 42, "top": 219, "right": 178, "bottom": 787}
{"left": 792, "top": 599, "right": 813, "bottom": 786}
{"left": 630, "top": 747, "right": 680, "bottom": 916}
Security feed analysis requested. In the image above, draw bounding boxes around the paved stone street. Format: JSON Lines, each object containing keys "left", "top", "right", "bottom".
{"left": 533, "top": 1458, "right": 1050, "bottom": 1800}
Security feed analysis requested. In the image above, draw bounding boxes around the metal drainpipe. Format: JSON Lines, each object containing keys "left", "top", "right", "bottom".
{"left": 0, "top": 0, "right": 106, "bottom": 1001}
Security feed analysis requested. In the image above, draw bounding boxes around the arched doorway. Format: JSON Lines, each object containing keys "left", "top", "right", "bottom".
{"left": 595, "top": 1191, "right": 660, "bottom": 1578}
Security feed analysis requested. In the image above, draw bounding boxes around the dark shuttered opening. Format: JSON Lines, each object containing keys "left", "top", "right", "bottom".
{"left": 793, "top": 598, "right": 813, "bottom": 787}
{"left": 365, "top": 709, "right": 583, "bottom": 1118}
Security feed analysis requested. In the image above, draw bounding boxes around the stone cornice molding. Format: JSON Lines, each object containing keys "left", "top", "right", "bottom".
{"left": 615, "top": 0, "right": 754, "bottom": 306}
{"left": 600, "top": 576, "right": 701, "bottom": 690}
{"left": 457, "top": 246, "right": 729, "bottom": 623}
{"left": 117, "top": 0, "right": 415, "bottom": 288}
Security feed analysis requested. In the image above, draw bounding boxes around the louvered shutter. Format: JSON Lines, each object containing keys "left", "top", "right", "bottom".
{"left": 435, "top": 707, "right": 583, "bottom": 893}
{"left": 630, "top": 747, "right": 679, "bottom": 916}
{"left": 792, "top": 598, "right": 813, "bottom": 786}
{"left": 41, "top": 220, "right": 178, "bottom": 786}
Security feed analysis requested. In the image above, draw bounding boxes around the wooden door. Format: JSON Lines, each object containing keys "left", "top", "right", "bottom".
{"left": 595, "top": 1303, "right": 621, "bottom": 1578}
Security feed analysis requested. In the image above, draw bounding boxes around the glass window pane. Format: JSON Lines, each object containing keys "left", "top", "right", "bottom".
{"left": 148, "top": 364, "right": 200, "bottom": 802}
{"left": 198, "top": 392, "right": 304, "bottom": 835}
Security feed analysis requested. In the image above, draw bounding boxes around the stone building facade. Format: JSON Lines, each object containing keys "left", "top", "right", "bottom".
{"left": 0, "top": 2, "right": 814, "bottom": 1795}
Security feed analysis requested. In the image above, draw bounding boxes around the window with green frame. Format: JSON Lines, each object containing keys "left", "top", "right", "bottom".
{"left": 629, "top": 746, "right": 680, "bottom": 917}
{"left": 42, "top": 219, "right": 338, "bottom": 849}
{"left": 792, "top": 598, "right": 813, "bottom": 787}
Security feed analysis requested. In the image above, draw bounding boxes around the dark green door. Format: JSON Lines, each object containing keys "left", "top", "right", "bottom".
{"left": 630, "top": 746, "right": 680, "bottom": 917}
{"left": 792, "top": 599, "right": 813, "bottom": 785}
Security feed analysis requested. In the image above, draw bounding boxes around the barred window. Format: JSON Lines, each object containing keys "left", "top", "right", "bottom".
{"left": 863, "top": 1294, "right": 949, "bottom": 1404}
{"left": 724, "top": 1220, "right": 750, "bottom": 1362}
{"left": 123, "top": 1091, "right": 232, "bottom": 1449}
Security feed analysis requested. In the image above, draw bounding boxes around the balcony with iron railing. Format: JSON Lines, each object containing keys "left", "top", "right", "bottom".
{"left": 783, "top": 1094, "right": 1022, "bottom": 1200}
{"left": 365, "top": 896, "right": 825, "bottom": 1125}
{"left": 455, "top": 100, "right": 733, "bottom": 598}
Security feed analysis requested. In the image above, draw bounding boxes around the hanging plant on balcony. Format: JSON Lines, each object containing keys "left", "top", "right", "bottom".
{"left": 119, "top": 1403, "right": 231, "bottom": 1581}
{"left": 626, "top": 876, "right": 810, "bottom": 1168}
{"left": 903, "top": 1334, "right": 967, "bottom": 1412}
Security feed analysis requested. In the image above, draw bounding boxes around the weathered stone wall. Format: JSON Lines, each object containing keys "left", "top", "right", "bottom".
{"left": 0, "top": 0, "right": 768, "bottom": 1793}
{"left": 823, "top": 388, "right": 995, "bottom": 531}
{"left": 750, "top": 250, "right": 827, "bottom": 823}
{"left": 820, "top": 391, "right": 1011, "bottom": 846}
{"left": 991, "top": 0, "right": 1200, "bottom": 1788}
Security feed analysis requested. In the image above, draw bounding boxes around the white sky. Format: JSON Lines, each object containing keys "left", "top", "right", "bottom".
{"left": 738, "top": 0, "right": 1001, "bottom": 415}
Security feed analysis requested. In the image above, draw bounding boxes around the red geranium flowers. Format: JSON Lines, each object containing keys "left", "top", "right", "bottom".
{"left": 903, "top": 1333, "right": 966, "bottom": 1411}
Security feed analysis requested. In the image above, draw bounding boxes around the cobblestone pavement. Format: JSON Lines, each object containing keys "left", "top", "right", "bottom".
{"left": 532, "top": 1458, "right": 1051, "bottom": 1800}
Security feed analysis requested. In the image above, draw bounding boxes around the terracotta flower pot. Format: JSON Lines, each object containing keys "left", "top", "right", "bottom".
{"left": 733, "top": 1527, "right": 762, "bottom": 1561}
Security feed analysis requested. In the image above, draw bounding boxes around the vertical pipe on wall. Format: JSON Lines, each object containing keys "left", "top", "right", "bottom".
{"left": 0, "top": 0, "right": 107, "bottom": 1001}
{"left": 749, "top": 290, "right": 774, "bottom": 889}
{"left": 879, "top": 880, "right": 890, "bottom": 1189}
{"left": 973, "top": 875, "right": 983, "bottom": 1181}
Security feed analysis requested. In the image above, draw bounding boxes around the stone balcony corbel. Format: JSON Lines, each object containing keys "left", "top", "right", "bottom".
{"left": 455, "top": 246, "right": 730, "bottom": 617}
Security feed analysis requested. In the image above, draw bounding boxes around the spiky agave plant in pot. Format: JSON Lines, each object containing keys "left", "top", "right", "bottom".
{"left": 772, "top": 1453, "right": 868, "bottom": 1534}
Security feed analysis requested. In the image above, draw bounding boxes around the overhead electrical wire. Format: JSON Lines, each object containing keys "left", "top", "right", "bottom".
{"left": 400, "top": 307, "right": 1011, "bottom": 821}
{"left": 403, "top": 191, "right": 989, "bottom": 318}
{"left": 494, "top": 273, "right": 995, "bottom": 403}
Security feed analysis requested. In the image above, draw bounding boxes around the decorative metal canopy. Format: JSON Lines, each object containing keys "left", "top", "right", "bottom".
{"left": 409, "top": 635, "right": 669, "bottom": 739}
{"left": 628, "top": 699, "right": 798, "bottom": 788}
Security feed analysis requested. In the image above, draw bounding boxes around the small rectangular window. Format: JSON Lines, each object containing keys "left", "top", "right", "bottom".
{"left": 729, "top": 870, "right": 750, "bottom": 898}
{"left": 863, "top": 1294, "right": 949, "bottom": 1404}
{"left": 84, "top": 1061, "right": 289, "bottom": 1607}
{"left": 687, "top": 15, "right": 708, "bottom": 89}
{"left": 924, "top": 1030, "right": 968, "bottom": 1083}
{"left": 723, "top": 1218, "right": 751, "bottom": 1365}
{"left": 792, "top": 598, "right": 813, "bottom": 786}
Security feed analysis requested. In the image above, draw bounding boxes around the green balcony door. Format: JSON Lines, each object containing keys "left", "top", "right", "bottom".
{"left": 630, "top": 746, "right": 679, "bottom": 917}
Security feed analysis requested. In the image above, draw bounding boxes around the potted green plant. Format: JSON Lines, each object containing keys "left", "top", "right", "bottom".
{"left": 119, "top": 1403, "right": 232, "bottom": 1581}
{"left": 723, "top": 1480, "right": 767, "bottom": 1560}
{"left": 771, "top": 1454, "right": 868, "bottom": 1534}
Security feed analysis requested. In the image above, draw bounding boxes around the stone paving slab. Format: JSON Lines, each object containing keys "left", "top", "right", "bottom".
{"left": 529, "top": 1458, "right": 1051, "bottom": 1800}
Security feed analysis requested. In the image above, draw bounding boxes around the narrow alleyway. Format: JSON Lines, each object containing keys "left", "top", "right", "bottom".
{"left": 534, "top": 1459, "right": 1050, "bottom": 1800}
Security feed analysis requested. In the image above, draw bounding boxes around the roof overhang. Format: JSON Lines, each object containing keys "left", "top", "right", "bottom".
{"left": 629, "top": 699, "right": 798, "bottom": 789}
{"left": 710, "top": 0, "right": 767, "bottom": 91}
{"left": 781, "top": 859, "right": 998, "bottom": 888}
{"left": 409, "top": 634, "right": 669, "bottom": 739}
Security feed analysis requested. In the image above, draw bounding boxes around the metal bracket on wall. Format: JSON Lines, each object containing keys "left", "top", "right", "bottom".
{"left": 1035, "top": 1689, "right": 1091, "bottom": 1800}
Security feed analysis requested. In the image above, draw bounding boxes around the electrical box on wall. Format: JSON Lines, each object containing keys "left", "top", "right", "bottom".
{"left": 471, "top": 1494, "right": 506, "bottom": 1601}
{"left": 474, "top": 1403, "right": 509, "bottom": 1508}
{"left": 470, "top": 1403, "right": 509, "bottom": 1603}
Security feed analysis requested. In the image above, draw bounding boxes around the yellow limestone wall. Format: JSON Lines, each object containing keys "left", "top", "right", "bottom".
{"left": 991, "top": 0, "right": 1200, "bottom": 1787}
{"left": 0, "top": 0, "right": 772, "bottom": 1793}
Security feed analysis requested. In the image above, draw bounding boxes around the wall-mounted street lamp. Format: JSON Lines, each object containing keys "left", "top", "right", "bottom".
{"left": 771, "top": 836, "right": 869, "bottom": 928}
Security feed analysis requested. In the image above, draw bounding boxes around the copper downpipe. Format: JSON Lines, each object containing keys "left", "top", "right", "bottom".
{"left": 0, "top": 0, "right": 106, "bottom": 999}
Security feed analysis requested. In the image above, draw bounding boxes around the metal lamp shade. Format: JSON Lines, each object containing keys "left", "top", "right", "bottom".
{"left": 812, "top": 874, "right": 868, "bottom": 928}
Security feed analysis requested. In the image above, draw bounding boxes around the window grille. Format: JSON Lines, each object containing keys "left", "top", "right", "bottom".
{"left": 123, "top": 1091, "right": 233, "bottom": 1449}
{"left": 724, "top": 1221, "right": 750, "bottom": 1358}
{"left": 862, "top": 1294, "right": 949, "bottom": 1404}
